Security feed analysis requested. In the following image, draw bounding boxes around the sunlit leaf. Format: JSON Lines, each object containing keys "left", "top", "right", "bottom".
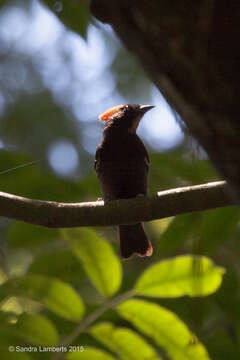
{"left": 135, "top": 255, "right": 225, "bottom": 297}
{"left": 1, "top": 274, "right": 84, "bottom": 321}
{"left": 14, "top": 313, "right": 58, "bottom": 345}
{"left": 67, "top": 346, "right": 116, "bottom": 360}
{"left": 90, "top": 322, "right": 161, "bottom": 360}
{"left": 65, "top": 228, "right": 122, "bottom": 297}
{"left": 117, "top": 299, "right": 210, "bottom": 360}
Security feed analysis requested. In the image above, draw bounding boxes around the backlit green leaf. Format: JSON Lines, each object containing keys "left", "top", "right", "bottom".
{"left": 117, "top": 299, "right": 211, "bottom": 360}
{"left": 90, "top": 322, "right": 161, "bottom": 360}
{"left": 67, "top": 346, "right": 116, "bottom": 360}
{"left": 65, "top": 228, "right": 122, "bottom": 297}
{"left": 135, "top": 255, "right": 225, "bottom": 297}
{"left": 15, "top": 313, "right": 58, "bottom": 345}
{"left": 1, "top": 274, "right": 84, "bottom": 321}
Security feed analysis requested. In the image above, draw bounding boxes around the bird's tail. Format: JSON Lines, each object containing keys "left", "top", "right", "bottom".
{"left": 118, "top": 223, "right": 153, "bottom": 259}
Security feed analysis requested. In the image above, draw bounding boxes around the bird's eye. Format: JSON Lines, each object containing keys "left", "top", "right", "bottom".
{"left": 119, "top": 106, "right": 125, "bottom": 111}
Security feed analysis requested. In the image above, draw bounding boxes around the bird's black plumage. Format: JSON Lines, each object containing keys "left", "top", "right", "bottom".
{"left": 95, "top": 104, "right": 154, "bottom": 258}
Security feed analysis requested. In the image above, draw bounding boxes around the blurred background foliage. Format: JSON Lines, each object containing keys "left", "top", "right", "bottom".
{"left": 0, "top": 1, "right": 239, "bottom": 359}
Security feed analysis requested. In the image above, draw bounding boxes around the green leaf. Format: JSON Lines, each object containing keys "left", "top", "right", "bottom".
{"left": 117, "top": 299, "right": 211, "bottom": 360}
{"left": 7, "top": 221, "right": 59, "bottom": 249}
{"left": 3, "top": 249, "right": 33, "bottom": 278}
{"left": 135, "top": 255, "right": 225, "bottom": 297}
{"left": 0, "top": 343, "right": 32, "bottom": 360}
{"left": 14, "top": 313, "right": 58, "bottom": 345}
{"left": 0, "top": 325, "right": 33, "bottom": 360}
{"left": 1, "top": 274, "right": 84, "bottom": 321}
{"left": 29, "top": 250, "right": 86, "bottom": 285}
{"left": 43, "top": 0, "right": 89, "bottom": 38}
{"left": 149, "top": 153, "right": 218, "bottom": 192}
{"left": 157, "top": 213, "right": 199, "bottom": 254}
{"left": 0, "top": 150, "right": 81, "bottom": 202}
{"left": 206, "top": 326, "right": 240, "bottom": 360}
{"left": 0, "top": 314, "right": 57, "bottom": 355}
{"left": 90, "top": 322, "right": 161, "bottom": 360}
{"left": 198, "top": 207, "right": 240, "bottom": 254}
{"left": 67, "top": 346, "right": 116, "bottom": 360}
{"left": 65, "top": 228, "right": 122, "bottom": 297}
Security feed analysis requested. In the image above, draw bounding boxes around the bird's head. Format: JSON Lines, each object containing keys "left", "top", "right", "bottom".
{"left": 99, "top": 104, "right": 154, "bottom": 134}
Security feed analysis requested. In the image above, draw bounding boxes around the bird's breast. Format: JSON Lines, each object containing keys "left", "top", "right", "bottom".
{"left": 97, "top": 144, "right": 148, "bottom": 200}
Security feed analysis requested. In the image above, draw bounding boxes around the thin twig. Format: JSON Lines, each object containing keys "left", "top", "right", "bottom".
{"left": 52, "top": 289, "right": 135, "bottom": 360}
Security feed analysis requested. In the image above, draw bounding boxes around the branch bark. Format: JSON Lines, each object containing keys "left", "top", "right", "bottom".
{"left": 0, "top": 181, "right": 234, "bottom": 228}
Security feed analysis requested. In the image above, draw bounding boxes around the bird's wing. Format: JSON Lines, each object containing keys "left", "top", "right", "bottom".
{"left": 144, "top": 156, "right": 150, "bottom": 171}
{"left": 136, "top": 136, "right": 150, "bottom": 171}
{"left": 94, "top": 146, "right": 102, "bottom": 172}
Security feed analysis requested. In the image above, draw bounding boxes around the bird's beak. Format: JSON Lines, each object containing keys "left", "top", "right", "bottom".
{"left": 139, "top": 104, "right": 155, "bottom": 114}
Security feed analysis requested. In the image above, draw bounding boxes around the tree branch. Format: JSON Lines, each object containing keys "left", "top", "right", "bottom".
{"left": 90, "top": 1, "right": 240, "bottom": 201}
{"left": 0, "top": 181, "right": 235, "bottom": 227}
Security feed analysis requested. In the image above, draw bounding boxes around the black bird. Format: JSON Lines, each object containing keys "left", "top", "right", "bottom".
{"left": 95, "top": 104, "right": 154, "bottom": 259}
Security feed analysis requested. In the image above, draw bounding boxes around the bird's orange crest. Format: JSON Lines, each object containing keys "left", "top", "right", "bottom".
{"left": 98, "top": 105, "right": 123, "bottom": 121}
